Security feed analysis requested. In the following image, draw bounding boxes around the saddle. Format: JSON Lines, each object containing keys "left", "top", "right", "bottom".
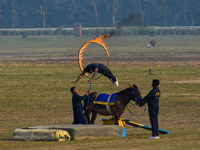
{"left": 93, "top": 93, "right": 117, "bottom": 114}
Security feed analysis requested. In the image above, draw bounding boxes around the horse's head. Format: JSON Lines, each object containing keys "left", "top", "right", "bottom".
{"left": 129, "top": 84, "right": 142, "bottom": 103}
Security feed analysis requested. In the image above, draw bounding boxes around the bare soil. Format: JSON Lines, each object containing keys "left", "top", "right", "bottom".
{"left": 174, "top": 80, "right": 200, "bottom": 83}
{"left": 0, "top": 52, "right": 199, "bottom": 62}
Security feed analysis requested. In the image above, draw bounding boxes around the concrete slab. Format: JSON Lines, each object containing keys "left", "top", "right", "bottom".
{"left": 22, "top": 124, "right": 123, "bottom": 140}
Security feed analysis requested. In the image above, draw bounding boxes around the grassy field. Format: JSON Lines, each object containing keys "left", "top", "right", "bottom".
{"left": 0, "top": 35, "right": 200, "bottom": 149}
{"left": 0, "top": 35, "right": 200, "bottom": 61}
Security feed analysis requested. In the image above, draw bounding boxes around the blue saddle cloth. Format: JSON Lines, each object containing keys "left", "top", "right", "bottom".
{"left": 94, "top": 93, "right": 117, "bottom": 105}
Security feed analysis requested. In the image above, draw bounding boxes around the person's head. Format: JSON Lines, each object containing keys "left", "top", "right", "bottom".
{"left": 70, "top": 86, "right": 79, "bottom": 94}
{"left": 152, "top": 79, "right": 160, "bottom": 87}
{"left": 84, "top": 66, "right": 93, "bottom": 74}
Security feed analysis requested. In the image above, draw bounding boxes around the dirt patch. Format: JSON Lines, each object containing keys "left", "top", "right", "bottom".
{"left": 164, "top": 93, "right": 200, "bottom": 96}
{"left": 0, "top": 52, "right": 200, "bottom": 63}
{"left": 174, "top": 80, "right": 200, "bottom": 84}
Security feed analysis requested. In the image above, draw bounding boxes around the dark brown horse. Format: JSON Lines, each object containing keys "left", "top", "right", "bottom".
{"left": 84, "top": 84, "right": 142, "bottom": 125}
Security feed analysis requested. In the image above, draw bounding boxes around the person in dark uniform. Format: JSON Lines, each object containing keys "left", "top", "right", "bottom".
{"left": 139, "top": 79, "right": 161, "bottom": 139}
{"left": 70, "top": 86, "right": 91, "bottom": 124}
{"left": 73, "top": 63, "right": 119, "bottom": 87}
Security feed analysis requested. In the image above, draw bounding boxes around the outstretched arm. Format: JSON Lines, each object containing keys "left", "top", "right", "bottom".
{"left": 139, "top": 90, "right": 154, "bottom": 107}
{"left": 72, "top": 71, "right": 85, "bottom": 83}
{"left": 88, "top": 68, "right": 98, "bottom": 82}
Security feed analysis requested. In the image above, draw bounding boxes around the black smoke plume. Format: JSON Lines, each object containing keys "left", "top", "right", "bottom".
{"left": 103, "top": 14, "right": 144, "bottom": 37}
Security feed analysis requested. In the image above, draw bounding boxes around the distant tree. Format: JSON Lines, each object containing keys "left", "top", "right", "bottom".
{"left": 11, "top": 0, "right": 16, "bottom": 28}
{"left": 112, "top": 0, "right": 117, "bottom": 26}
{"left": 185, "top": 0, "right": 200, "bottom": 25}
{"left": 0, "top": 0, "right": 200, "bottom": 28}
{"left": 81, "top": 0, "right": 100, "bottom": 27}
{"left": 92, "top": 0, "right": 99, "bottom": 27}
{"left": 132, "top": 0, "right": 145, "bottom": 24}
{"left": 38, "top": 5, "right": 47, "bottom": 28}
{"left": 0, "top": 0, "right": 6, "bottom": 21}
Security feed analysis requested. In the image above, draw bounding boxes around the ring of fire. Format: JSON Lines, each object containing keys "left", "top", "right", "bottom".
{"left": 78, "top": 35, "right": 110, "bottom": 80}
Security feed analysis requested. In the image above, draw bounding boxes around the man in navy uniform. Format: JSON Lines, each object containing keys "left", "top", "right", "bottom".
{"left": 70, "top": 86, "right": 91, "bottom": 124}
{"left": 73, "top": 63, "right": 119, "bottom": 87}
{"left": 139, "top": 79, "right": 161, "bottom": 139}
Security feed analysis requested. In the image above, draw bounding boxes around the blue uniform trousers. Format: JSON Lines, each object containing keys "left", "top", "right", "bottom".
{"left": 148, "top": 105, "right": 159, "bottom": 136}
{"left": 73, "top": 109, "right": 88, "bottom": 124}
{"left": 104, "top": 69, "right": 117, "bottom": 82}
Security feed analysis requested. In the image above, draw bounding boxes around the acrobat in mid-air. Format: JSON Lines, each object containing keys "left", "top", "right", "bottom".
{"left": 73, "top": 63, "right": 119, "bottom": 87}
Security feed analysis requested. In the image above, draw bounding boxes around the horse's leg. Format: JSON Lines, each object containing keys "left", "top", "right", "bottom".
{"left": 84, "top": 93, "right": 96, "bottom": 124}
{"left": 91, "top": 110, "right": 97, "bottom": 124}
{"left": 114, "top": 113, "right": 119, "bottom": 125}
{"left": 84, "top": 97, "right": 92, "bottom": 124}
{"left": 85, "top": 92, "right": 98, "bottom": 124}
{"left": 84, "top": 109, "right": 91, "bottom": 124}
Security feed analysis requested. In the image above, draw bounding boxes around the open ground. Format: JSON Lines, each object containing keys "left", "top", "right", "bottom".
{"left": 0, "top": 35, "right": 199, "bottom": 149}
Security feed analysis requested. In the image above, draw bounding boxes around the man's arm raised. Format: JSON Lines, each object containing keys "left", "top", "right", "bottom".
{"left": 72, "top": 71, "right": 85, "bottom": 83}
{"left": 88, "top": 68, "right": 98, "bottom": 82}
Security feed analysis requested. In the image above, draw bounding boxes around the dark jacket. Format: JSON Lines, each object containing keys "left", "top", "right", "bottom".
{"left": 72, "top": 93, "right": 88, "bottom": 124}
{"left": 84, "top": 63, "right": 107, "bottom": 74}
{"left": 140, "top": 87, "right": 161, "bottom": 108}
{"left": 72, "top": 93, "right": 87, "bottom": 110}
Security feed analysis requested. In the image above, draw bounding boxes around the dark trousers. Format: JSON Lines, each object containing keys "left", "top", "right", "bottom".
{"left": 148, "top": 106, "right": 159, "bottom": 136}
{"left": 73, "top": 109, "right": 88, "bottom": 124}
{"left": 103, "top": 69, "right": 117, "bottom": 82}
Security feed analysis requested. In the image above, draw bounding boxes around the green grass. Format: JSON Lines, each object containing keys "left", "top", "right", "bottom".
{"left": 0, "top": 35, "right": 200, "bottom": 149}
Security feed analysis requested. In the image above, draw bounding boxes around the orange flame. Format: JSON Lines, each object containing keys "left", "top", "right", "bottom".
{"left": 78, "top": 35, "right": 110, "bottom": 76}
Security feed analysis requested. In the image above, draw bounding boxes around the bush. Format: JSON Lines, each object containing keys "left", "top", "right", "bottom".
{"left": 20, "top": 31, "right": 28, "bottom": 38}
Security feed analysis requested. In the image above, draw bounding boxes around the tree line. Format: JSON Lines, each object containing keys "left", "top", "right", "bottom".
{"left": 0, "top": 0, "right": 200, "bottom": 28}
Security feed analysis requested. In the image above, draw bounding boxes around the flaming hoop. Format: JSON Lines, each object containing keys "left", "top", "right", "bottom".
{"left": 78, "top": 35, "right": 110, "bottom": 80}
